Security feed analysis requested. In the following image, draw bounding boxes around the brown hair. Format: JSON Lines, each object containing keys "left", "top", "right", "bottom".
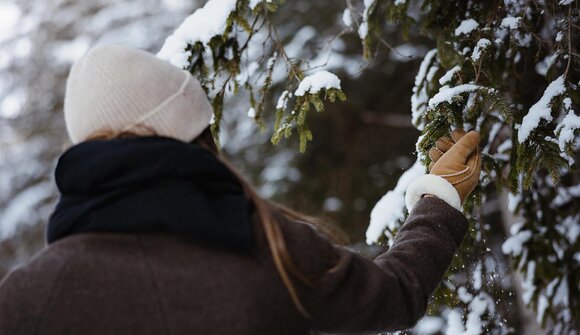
{"left": 85, "top": 127, "right": 347, "bottom": 317}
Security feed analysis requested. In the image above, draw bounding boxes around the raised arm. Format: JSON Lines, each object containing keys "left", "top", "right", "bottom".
{"left": 282, "top": 197, "right": 466, "bottom": 333}
{"left": 283, "top": 129, "right": 481, "bottom": 333}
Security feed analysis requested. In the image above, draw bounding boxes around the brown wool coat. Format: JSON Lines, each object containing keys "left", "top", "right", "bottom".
{"left": 0, "top": 197, "right": 467, "bottom": 335}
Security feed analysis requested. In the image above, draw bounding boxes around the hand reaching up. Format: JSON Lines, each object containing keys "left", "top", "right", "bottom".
{"left": 405, "top": 129, "right": 481, "bottom": 212}
{"left": 428, "top": 129, "right": 481, "bottom": 203}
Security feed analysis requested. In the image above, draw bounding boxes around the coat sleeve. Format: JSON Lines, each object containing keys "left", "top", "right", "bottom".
{"left": 281, "top": 196, "right": 467, "bottom": 333}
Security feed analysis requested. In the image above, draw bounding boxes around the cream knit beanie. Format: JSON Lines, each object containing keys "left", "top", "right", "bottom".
{"left": 64, "top": 44, "right": 213, "bottom": 144}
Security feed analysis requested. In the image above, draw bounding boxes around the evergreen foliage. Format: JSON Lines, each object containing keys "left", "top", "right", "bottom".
{"left": 152, "top": 0, "right": 580, "bottom": 332}
{"left": 159, "top": 0, "right": 346, "bottom": 151}
{"left": 359, "top": 0, "right": 579, "bottom": 333}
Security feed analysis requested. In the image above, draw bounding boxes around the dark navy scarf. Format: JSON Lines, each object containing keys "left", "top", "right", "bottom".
{"left": 48, "top": 136, "right": 254, "bottom": 251}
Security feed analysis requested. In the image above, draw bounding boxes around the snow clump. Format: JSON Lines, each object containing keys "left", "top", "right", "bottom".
{"left": 358, "top": 0, "right": 376, "bottom": 39}
{"left": 366, "top": 159, "right": 425, "bottom": 244}
{"left": 249, "top": 0, "right": 272, "bottom": 10}
{"left": 276, "top": 90, "right": 292, "bottom": 110}
{"left": 455, "top": 19, "right": 479, "bottom": 36}
{"left": 157, "top": 0, "right": 237, "bottom": 68}
{"left": 471, "top": 38, "right": 491, "bottom": 62}
{"left": 555, "top": 101, "right": 580, "bottom": 165}
{"left": 342, "top": 8, "right": 353, "bottom": 27}
{"left": 428, "top": 84, "right": 481, "bottom": 109}
{"left": 411, "top": 49, "right": 438, "bottom": 128}
{"left": 294, "top": 71, "right": 341, "bottom": 97}
{"left": 439, "top": 65, "right": 461, "bottom": 85}
{"left": 501, "top": 16, "right": 521, "bottom": 30}
{"left": 502, "top": 228, "right": 532, "bottom": 257}
{"left": 518, "top": 75, "right": 566, "bottom": 143}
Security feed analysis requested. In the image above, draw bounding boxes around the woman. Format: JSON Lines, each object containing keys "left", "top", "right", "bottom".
{"left": 0, "top": 45, "right": 481, "bottom": 334}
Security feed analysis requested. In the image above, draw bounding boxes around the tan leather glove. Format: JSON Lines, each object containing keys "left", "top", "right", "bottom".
{"left": 428, "top": 129, "right": 481, "bottom": 203}
{"left": 405, "top": 129, "right": 481, "bottom": 212}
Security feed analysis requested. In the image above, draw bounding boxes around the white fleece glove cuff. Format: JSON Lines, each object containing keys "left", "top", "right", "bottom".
{"left": 405, "top": 174, "right": 462, "bottom": 212}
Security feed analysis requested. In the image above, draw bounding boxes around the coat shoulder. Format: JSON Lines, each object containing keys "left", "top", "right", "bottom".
{"left": 0, "top": 240, "right": 73, "bottom": 335}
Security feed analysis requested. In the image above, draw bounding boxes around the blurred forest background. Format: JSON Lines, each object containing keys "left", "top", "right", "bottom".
{"left": 0, "top": 0, "right": 571, "bottom": 334}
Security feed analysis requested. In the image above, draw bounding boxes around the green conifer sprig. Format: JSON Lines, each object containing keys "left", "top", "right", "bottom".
{"left": 271, "top": 88, "right": 346, "bottom": 152}
{"left": 174, "top": 0, "right": 347, "bottom": 152}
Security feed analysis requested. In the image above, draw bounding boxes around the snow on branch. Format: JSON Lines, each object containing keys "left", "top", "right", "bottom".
{"left": 501, "top": 16, "right": 521, "bottom": 30}
{"left": 502, "top": 222, "right": 532, "bottom": 257}
{"left": 555, "top": 101, "right": 580, "bottom": 165}
{"left": 471, "top": 38, "right": 491, "bottom": 62}
{"left": 411, "top": 48, "right": 438, "bottom": 129}
{"left": 294, "top": 71, "right": 341, "bottom": 97}
{"left": 157, "top": 0, "right": 238, "bottom": 68}
{"left": 439, "top": 65, "right": 461, "bottom": 85}
{"left": 358, "top": 0, "right": 377, "bottom": 40}
{"left": 518, "top": 75, "right": 566, "bottom": 143}
{"left": 276, "top": 90, "right": 292, "bottom": 110}
{"left": 272, "top": 70, "right": 345, "bottom": 152}
{"left": 428, "top": 84, "right": 486, "bottom": 109}
{"left": 454, "top": 18, "right": 479, "bottom": 36}
{"left": 249, "top": 0, "right": 271, "bottom": 10}
{"left": 366, "top": 159, "right": 425, "bottom": 245}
